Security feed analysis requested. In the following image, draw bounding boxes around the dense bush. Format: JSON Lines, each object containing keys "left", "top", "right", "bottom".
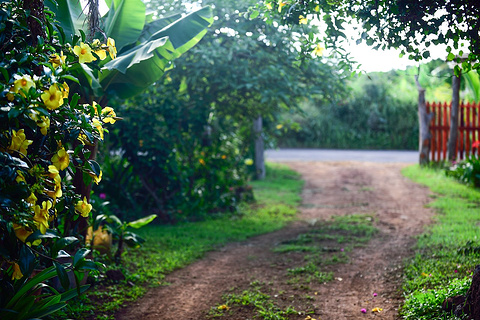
{"left": 446, "top": 142, "right": 480, "bottom": 187}
{"left": 97, "top": 0, "right": 346, "bottom": 222}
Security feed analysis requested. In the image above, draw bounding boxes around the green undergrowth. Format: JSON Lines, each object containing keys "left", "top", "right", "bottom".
{"left": 401, "top": 165, "right": 480, "bottom": 320}
{"left": 58, "top": 162, "right": 303, "bottom": 319}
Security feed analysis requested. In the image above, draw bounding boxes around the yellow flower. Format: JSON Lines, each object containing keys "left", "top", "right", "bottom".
{"left": 26, "top": 192, "right": 37, "bottom": 205}
{"left": 29, "top": 110, "right": 50, "bottom": 135}
{"left": 314, "top": 5, "right": 320, "bottom": 12}
{"left": 92, "top": 39, "right": 107, "bottom": 60}
{"left": 51, "top": 147, "right": 70, "bottom": 170}
{"left": 13, "top": 75, "right": 35, "bottom": 97}
{"left": 266, "top": 2, "right": 273, "bottom": 10}
{"left": 94, "top": 170, "right": 102, "bottom": 184}
{"left": 12, "top": 263, "right": 23, "bottom": 280}
{"left": 10, "top": 129, "right": 33, "bottom": 157}
{"left": 92, "top": 118, "right": 104, "bottom": 140}
{"left": 77, "top": 133, "right": 94, "bottom": 146}
{"left": 41, "top": 84, "right": 64, "bottom": 110}
{"left": 75, "top": 196, "right": 92, "bottom": 217}
{"left": 299, "top": 15, "right": 308, "bottom": 24}
{"left": 199, "top": 158, "right": 206, "bottom": 166}
{"left": 217, "top": 304, "right": 230, "bottom": 310}
{"left": 244, "top": 158, "right": 254, "bottom": 166}
{"left": 45, "top": 165, "right": 62, "bottom": 200}
{"left": 312, "top": 44, "right": 325, "bottom": 57}
{"left": 221, "top": 155, "right": 227, "bottom": 159}
{"left": 49, "top": 51, "right": 66, "bottom": 68}
{"left": 278, "top": 0, "right": 287, "bottom": 12}
{"left": 61, "top": 82, "right": 69, "bottom": 99}
{"left": 73, "top": 42, "right": 96, "bottom": 63}
{"left": 276, "top": 124, "right": 283, "bottom": 129}
{"left": 34, "top": 200, "right": 52, "bottom": 234}
{"left": 13, "top": 223, "right": 33, "bottom": 243}
{"left": 101, "top": 106, "right": 117, "bottom": 124}
{"left": 106, "top": 37, "right": 117, "bottom": 59}
{"left": 47, "top": 164, "right": 59, "bottom": 178}
{"left": 372, "top": 307, "right": 383, "bottom": 313}
{"left": 15, "top": 170, "right": 26, "bottom": 183}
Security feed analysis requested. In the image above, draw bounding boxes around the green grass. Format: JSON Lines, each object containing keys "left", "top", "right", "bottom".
{"left": 59, "top": 162, "right": 303, "bottom": 319}
{"left": 274, "top": 213, "right": 377, "bottom": 287}
{"left": 209, "top": 281, "right": 298, "bottom": 320}
{"left": 401, "top": 165, "right": 480, "bottom": 320}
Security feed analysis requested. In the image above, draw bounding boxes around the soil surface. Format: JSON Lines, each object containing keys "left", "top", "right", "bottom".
{"left": 116, "top": 161, "right": 434, "bottom": 320}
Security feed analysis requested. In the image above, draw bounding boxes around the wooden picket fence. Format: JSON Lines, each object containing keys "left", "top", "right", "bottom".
{"left": 428, "top": 101, "right": 480, "bottom": 161}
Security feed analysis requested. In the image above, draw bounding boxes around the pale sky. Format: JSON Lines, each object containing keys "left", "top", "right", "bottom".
{"left": 348, "top": 43, "right": 449, "bottom": 73}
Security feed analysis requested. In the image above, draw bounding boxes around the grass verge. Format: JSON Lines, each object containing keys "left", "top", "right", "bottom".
{"left": 58, "top": 162, "right": 303, "bottom": 319}
{"left": 401, "top": 165, "right": 480, "bottom": 320}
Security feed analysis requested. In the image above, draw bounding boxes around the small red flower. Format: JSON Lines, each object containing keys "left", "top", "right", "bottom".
{"left": 472, "top": 140, "right": 480, "bottom": 149}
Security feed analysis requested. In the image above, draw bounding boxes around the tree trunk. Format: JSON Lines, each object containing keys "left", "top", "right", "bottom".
{"left": 253, "top": 117, "right": 265, "bottom": 180}
{"left": 23, "top": 0, "right": 45, "bottom": 45}
{"left": 447, "top": 73, "right": 461, "bottom": 162}
{"left": 415, "top": 75, "right": 434, "bottom": 165}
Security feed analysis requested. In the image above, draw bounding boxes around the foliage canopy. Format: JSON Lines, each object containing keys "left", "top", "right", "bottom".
{"left": 256, "top": 0, "right": 480, "bottom": 75}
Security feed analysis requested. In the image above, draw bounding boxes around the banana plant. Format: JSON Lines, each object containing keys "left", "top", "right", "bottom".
{"left": 45, "top": 0, "right": 213, "bottom": 99}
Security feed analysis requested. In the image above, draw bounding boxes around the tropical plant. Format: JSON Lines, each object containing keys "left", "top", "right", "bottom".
{"left": 93, "top": 213, "right": 157, "bottom": 263}
{"left": 0, "top": 0, "right": 115, "bottom": 317}
{"left": 45, "top": 0, "right": 214, "bottom": 100}
{"left": 1, "top": 0, "right": 213, "bottom": 317}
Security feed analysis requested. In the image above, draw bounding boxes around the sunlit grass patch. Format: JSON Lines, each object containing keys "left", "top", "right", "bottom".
{"left": 401, "top": 165, "right": 480, "bottom": 319}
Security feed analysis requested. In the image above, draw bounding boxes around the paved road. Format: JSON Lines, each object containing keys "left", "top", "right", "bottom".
{"left": 265, "top": 148, "right": 418, "bottom": 163}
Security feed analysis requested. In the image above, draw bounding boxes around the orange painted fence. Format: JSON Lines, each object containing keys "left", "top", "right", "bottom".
{"left": 427, "top": 101, "right": 480, "bottom": 161}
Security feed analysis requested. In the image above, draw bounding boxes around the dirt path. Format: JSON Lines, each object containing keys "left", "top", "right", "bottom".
{"left": 116, "top": 161, "right": 434, "bottom": 320}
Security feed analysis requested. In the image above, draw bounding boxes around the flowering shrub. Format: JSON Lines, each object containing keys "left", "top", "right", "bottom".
{"left": 0, "top": 0, "right": 117, "bottom": 317}
{"left": 446, "top": 141, "right": 480, "bottom": 188}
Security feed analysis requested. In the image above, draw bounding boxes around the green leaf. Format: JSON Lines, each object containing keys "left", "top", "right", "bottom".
{"left": 73, "top": 248, "right": 90, "bottom": 267}
{"left": 123, "top": 232, "right": 145, "bottom": 247}
{"left": 60, "top": 284, "right": 89, "bottom": 302}
{"left": 54, "top": 261, "right": 70, "bottom": 290}
{"left": 87, "top": 159, "right": 101, "bottom": 176}
{"left": 62, "top": 75, "right": 79, "bottom": 84}
{"left": 0, "top": 66, "right": 9, "bottom": 81}
{"left": 19, "top": 245, "right": 36, "bottom": 277}
{"left": 74, "top": 259, "right": 100, "bottom": 271}
{"left": 127, "top": 214, "right": 157, "bottom": 229}
{"left": 52, "top": 237, "right": 79, "bottom": 256}
{"left": 25, "top": 230, "right": 60, "bottom": 243}
{"left": 447, "top": 52, "right": 455, "bottom": 61}
{"left": 100, "top": 6, "right": 213, "bottom": 99}
{"left": 70, "top": 93, "right": 80, "bottom": 108}
{"left": 250, "top": 10, "right": 260, "bottom": 20}
{"left": 6, "top": 266, "right": 57, "bottom": 309}
{"left": 104, "top": 0, "right": 146, "bottom": 52}
{"left": 137, "top": 13, "right": 182, "bottom": 43}
{"left": 44, "top": 0, "right": 86, "bottom": 38}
